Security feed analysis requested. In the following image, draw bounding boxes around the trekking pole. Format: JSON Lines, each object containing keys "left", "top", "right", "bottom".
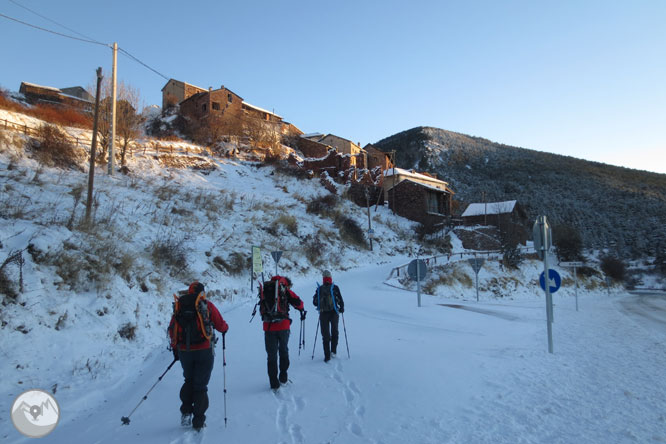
{"left": 298, "top": 317, "right": 304, "bottom": 356}
{"left": 222, "top": 333, "right": 228, "bottom": 427}
{"left": 342, "top": 313, "right": 350, "bottom": 359}
{"left": 311, "top": 317, "right": 319, "bottom": 360}
{"left": 121, "top": 357, "right": 177, "bottom": 425}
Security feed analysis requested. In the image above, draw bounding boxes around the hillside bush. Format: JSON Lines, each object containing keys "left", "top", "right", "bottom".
{"left": 336, "top": 216, "right": 366, "bottom": 248}
{"left": 553, "top": 224, "right": 584, "bottom": 262}
{"left": 33, "top": 124, "right": 80, "bottom": 168}
{"left": 307, "top": 194, "right": 338, "bottom": 217}
{"left": 600, "top": 255, "right": 626, "bottom": 282}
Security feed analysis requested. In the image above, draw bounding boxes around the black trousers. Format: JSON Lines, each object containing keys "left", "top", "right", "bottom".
{"left": 179, "top": 347, "right": 214, "bottom": 428}
{"left": 319, "top": 311, "right": 339, "bottom": 359}
{"left": 264, "top": 329, "right": 290, "bottom": 388}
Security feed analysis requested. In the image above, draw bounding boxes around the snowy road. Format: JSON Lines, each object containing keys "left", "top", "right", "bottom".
{"left": 5, "top": 262, "right": 666, "bottom": 444}
{"left": 621, "top": 291, "right": 666, "bottom": 330}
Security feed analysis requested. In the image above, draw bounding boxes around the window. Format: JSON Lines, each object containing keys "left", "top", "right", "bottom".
{"left": 212, "top": 102, "right": 220, "bottom": 110}
{"left": 426, "top": 191, "right": 439, "bottom": 213}
{"left": 227, "top": 93, "right": 233, "bottom": 103}
{"left": 202, "top": 104, "right": 207, "bottom": 112}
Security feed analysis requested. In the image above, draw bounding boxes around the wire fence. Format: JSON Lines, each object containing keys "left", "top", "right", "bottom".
{"left": 0, "top": 117, "right": 213, "bottom": 158}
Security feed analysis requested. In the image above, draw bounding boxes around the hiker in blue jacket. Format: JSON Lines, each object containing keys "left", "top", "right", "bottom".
{"left": 312, "top": 270, "right": 344, "bottom": 362}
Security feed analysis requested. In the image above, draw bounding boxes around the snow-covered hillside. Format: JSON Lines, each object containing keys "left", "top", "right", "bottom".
{"left": 1, "top": 111, "right": 665, "bottom": 443}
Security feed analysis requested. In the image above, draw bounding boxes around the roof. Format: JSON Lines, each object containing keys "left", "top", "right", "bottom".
{"left": 384, "top": 167, "right": 449, "bottom": 187}
{"left": 161, "top": 78, "right": 206, "bottom": 92}
{"left": 242, "top": 101, "right": 282, "bottom": 119}
{"left": 390, "top": 178, "right": 452, "bottom": 194}
{"left": 20, "top": 82, "right": 60, "bottom": 92}
{"left": 461, "top": 200, "right": 517, "bottom": 217}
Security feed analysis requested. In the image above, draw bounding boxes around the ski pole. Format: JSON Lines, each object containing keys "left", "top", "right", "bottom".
{"left": 121, "top": 357, "right": 177, "bottom": 425}
{"left": 222, "top": 333, "right": 228, "bottom": 427}
{"left": 311, "top": 317, "right": 320, "bottom": 359}
{"left": 341, "top": 313, "right": 350, "bottom": 359}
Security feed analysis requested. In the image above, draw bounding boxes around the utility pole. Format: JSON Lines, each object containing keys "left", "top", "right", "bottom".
{"left": 365, "top": 186, "right": 373, "bottom": 251}
{"left": 108, "top": 42, "right": 118, "bottom": 175}
{"left": 86, "top": 67, "right": 103, "bottom": 225}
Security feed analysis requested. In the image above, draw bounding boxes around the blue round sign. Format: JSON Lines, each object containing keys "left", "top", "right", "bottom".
{"left": 539, "top": 269, "right": 561, "bottom": 293}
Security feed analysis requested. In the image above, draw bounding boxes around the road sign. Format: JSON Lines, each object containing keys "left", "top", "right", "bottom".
{"left": 407, "top": 259, "right": 427, "bottom": 281}
{"left": 539, "top": 269, "right": 562, "bottom": 293}
{"left": 271, "top": 251, "right": 282, "bottom": 263}
{"left": 252, "top": 246, "right": 263, "bottom": 274}
{"left": 533, "top": 216, "right": 552, "bottom": 260}
{"left": 467, "top": 257, "right": 485, "bottom": 274}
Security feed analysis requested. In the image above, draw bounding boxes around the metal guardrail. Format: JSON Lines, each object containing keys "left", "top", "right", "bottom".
{"left": 387, "top": 246, "right": 535, "bottom": 279}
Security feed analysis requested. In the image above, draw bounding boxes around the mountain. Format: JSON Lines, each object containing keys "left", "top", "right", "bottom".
{"left": 374, "top": 126, "right": 666, "bottom": 258}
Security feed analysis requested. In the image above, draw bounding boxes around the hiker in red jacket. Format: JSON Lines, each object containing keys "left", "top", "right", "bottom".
{"left": 168, "top": 281, "right": 229, "bottom": 431}
{"left": 259, "top": 275, "right": 305, "bottom": 389}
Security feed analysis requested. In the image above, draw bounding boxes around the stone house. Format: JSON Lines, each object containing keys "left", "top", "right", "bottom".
{"left": 172, "top": 80, "right": 301, "bottom": 140}
{"left": 461, "top": 200, "right": 529, "bottom": 244}
{"left": 161, "top": 79, "right": 206, "bottom": 109}
{"left": 19, "top": 82, "right": 93, "bottom": 111}
{"left": 384, "top": 167, "right": 455, "bottom": 225}
{"left": 363, "top": 143, "right": 392, "bottom": 171}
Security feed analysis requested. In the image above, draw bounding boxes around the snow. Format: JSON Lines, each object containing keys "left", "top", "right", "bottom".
{"left": 461, "top": 200, "right": 518, "bottom": 217}
{"left": 384, "top": 167, "right": 450, "bottom": 190}
{"left": 1, "top": 109, "right": 665, "bottom": 443}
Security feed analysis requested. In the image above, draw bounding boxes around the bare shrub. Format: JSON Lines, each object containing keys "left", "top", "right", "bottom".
{"left": 303, "top": 234, "right": 327, "bottom": 266}
{"left": 150, "top": 235, "right": 188, "bottom": 276}
{"left": 213, "top": 252, "right": 249, "bottom": 276}
{"left": 600, "top": 255, "right": 626, "bottom": 282}
{"left": 118, "top": 322, "right": 137, "bottom": 340}
{"left": 307, "top": 194, "right": 338, "bottom": 217}
{"left": 336, "top": 216, "right": 366, "bottom": 248}
{"left": 270, "top": 214, "right": 298, "bottom": 236}
{"left": 0, "top": 267, "right": 18, "bottom": 301}
{"left": 33, "top": 124, "right": 81, "bottom": 168}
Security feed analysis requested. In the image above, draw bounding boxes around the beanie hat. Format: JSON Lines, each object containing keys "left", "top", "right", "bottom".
{"left": 322, "top": 270, "right": 332, "bottom": 278}
{"left": 188, "top": 281, "right": 205, "bottom": 295}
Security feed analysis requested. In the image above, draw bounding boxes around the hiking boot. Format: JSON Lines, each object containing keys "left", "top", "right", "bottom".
{"left": 279, "top": 372, "right": 288, "bottom": 384}
{"left": 324, "top": 356, "right": 330, "bottom": 363}
{"left": 180, "top": 413, "right": 192, "bottom": 427}
{"left": 193, "top": 423, "right": 206, "bottom": 432}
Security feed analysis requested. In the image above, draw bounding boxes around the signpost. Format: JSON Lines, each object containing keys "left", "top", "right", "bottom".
{"left": 271, "top": 250, "right": 283, "bottom": 276}
{"left": 561, "top": 261, "right": 583, "bottom": 311}
{"left": 533, "top": 215, "right": 554, "bottom": 353}
{"left": 251, "top": 246, "right": 263, "bottom": 291}
{"left": 407, "top": 259, "right": 427, "bottom": 307}
{"left": 467, "top": 256, "right": 485, "bottom": 302}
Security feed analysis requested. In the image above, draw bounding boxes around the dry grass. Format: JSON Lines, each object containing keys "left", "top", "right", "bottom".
{"left": 0, "top": 89, "right": 91, "bottom": 128}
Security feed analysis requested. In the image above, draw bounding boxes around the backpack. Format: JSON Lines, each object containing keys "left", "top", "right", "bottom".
{"left": 316, "top": 283, "right": 337, "bottom": 312}
{"left": 259, "top": 279, "right": 290, "bottom": 322}
{"left": 170, "top": 290, "right": 213, "bottom": 350}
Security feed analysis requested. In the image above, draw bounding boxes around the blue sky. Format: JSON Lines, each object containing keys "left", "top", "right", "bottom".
{"left": 1, "top": 0, "right": 665, "bottom": 174}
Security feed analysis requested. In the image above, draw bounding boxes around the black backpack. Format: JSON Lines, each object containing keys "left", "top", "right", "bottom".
{"left": 259, "top": 279, "right": 290, "bottom": 322}
{"left": 171, "top": 291, "right": 213, "bottom": 350}
{"left": 316, "top": 283, "right": 336, "bottom": 312}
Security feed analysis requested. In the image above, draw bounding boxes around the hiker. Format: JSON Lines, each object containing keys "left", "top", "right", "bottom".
{"left": 259, "top": 275, "right": 305, "bottom": 389}
{"left": 313, "top": 270, "right": 344, "bottom": 362}
{"left": 168, "top": 281, "right": 229, "bottom": 431}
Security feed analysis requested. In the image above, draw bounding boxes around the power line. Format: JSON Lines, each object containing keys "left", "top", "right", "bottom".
{"left": 0, "top": 10, "right": 171, "bottom": 83}
{"left": 8, "top": 0, "right": 103, "bottom": 44}
{"left": 118, "top": 47, "right": 169, "bottom": 81}
{"left": 0, "top": 11, "right": 110, "bottom": 47}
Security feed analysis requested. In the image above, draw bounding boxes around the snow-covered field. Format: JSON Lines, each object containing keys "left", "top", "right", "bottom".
{"left": 1, "top": 110, "right": 665, "bottom": 443}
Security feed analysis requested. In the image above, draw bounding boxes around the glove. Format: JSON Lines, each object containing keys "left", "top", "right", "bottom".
{"left": 172, "top": 348, "right": 179, "bottom": 361}
{"left": 339, "top": 308, "right": 344, "bottom": 314}
{"left": 300, "top": 310, "right": 307, "bottom": 321}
